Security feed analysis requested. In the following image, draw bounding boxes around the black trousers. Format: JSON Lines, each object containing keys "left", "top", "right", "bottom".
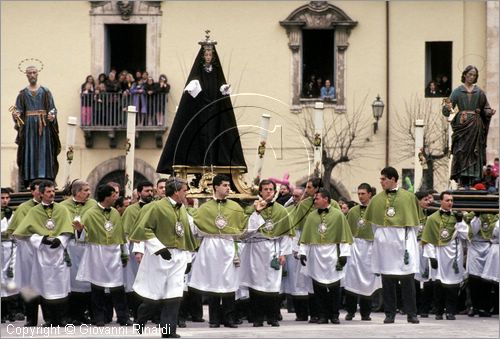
{"left": 41, "top": 297, "right": 69, "bottom": 326}
{"left": 126, "top": 291, "right": 142, "bottom": 321}
{"left": 137, "top": 298, "right": 181, "bottom": 336}
{"left": 433, "top": 281, "right": 459, "bottom": 315}
{"left": 69, "top": 291, "right": 91, "bottom": 323}
{"left": 344, "top": 291, "right": 372, "bottom": 317}
{"left": 207, "top": 293, "right": 235, "bottom": 325}
{"left": 415, "top": 280, "right": 435, "bottom": 314}
{"left": 178, "top": 288, "right": 203, "bottom": 321}
{"left": 24, "top": 296, "right": 50, "bottom": 326}
{"left": 312, "top": 280, "right": 341, "bottom": 320}
{"left": 292, "top": 296, "right": 309, "bottom": 320}
{"left": 249, "top": 288, "right": 280, "bottom": 324}
{"left": 469, "top": 275, "right": 492, "bottom": 312}
{"left": 91, "top": 284, "right": 129, "bottom": 323}
{"left": 382, "top": 274, "right": 417, "bottom": 317}
{"left": 308, "top": 292, "right": 320, "bottom": 318}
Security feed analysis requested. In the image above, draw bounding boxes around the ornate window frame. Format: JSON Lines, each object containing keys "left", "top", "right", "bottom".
{"left": 280, "top": 1, "right": 357, "bottom": 113}
{"left": 89, "top": 1, "right": 163, "bottom": 78}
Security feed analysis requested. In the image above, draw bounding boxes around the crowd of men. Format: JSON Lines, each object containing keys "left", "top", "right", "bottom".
{"left": 1, "top": 167, "right": 498, "bottom": 338}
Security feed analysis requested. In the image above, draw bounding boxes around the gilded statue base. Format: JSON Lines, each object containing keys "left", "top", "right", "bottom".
{"left": 172, "top": 165, "right": 258, "bottom": 200}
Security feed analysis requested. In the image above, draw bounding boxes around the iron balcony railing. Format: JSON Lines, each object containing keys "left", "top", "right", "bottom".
{"left": 80, "top": 92, "right": 168, "bottom": 128}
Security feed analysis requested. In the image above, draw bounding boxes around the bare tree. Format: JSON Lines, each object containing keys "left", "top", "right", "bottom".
{"left": 298, "top": 95, "right": 373, "bottom": 193}
{"left": 392, "top": 95, "right": 450, "bottom": 190}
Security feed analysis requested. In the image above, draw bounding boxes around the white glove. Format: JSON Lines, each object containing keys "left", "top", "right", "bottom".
{"left": 220, "top": 84, "right": 231, "bottom": 95}
{"left": 184, "top": 80, "right": 202, "bottom": 98}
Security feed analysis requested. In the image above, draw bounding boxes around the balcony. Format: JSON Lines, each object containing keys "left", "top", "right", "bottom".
{"left": 80, "top": 92, "right": 168, "bottom": 148}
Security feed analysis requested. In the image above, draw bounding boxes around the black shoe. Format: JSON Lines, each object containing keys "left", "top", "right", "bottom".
{"left": 361, "top": 316, "right": 372, "bottom": 321}
{"left": 15, "top": 313, "right": 25, "bottom": 321}
{"left": 119, "top": 319, "right": 133, "bottom": 326}
{"left": 407, "top": 316, "right": 419, "bottom": 324}
{"left": 345, "top": 313, "right": 354, "bottom": 321}
{"left": 42, "top": 322, "right": 52, "bottom": 327}
{"left": 383, "top": 315, "right": 395, "bottom": 324}
{"left": 467, "top": 308, "right": 476, "bottom": 317}
{"left": 295, "top": 317, "right": 308, "bottom": 321}
{"left": 178, "top": 320, "right": 186, "bottom": 328}
{"left": 95, "top": 321, "right": 105, "bottom": 327}
{"left": 435, "top": 314, "right": 443, "bottom": 320}
{"left": 445, "top": 314, "right": 456, "bottom": 320}
{"left": 234, "top": 319, "right": 243, "bottom": 325}
{"left": 162, "top": 334, "right": 181, "bottom": 338}
{"left": 330, "top": 318, "right": 340, "bottom": 324}
{"left": 191, "top": 317, "right": 205, "bottom": 322}
{"left": 317, "top": 317, "right": 328, "bottom": 324}
{"left": 224, "top": 323, "right": 238, "bottom": 328}
{"left": 478, "top": 310, "right": 491, "bottom": 318}
{"left": 420, "top": 313, "right": 428, "bottom": 318}
{"left": 209, "top": 323, "right": 220, "bottom": 328}
{"left": 308, "top": 316, "right": 319, "bottom": 323}
{"left": 268, "top": 321, "right": 280, "bottom": 327}
{"left": 253, "top": 322, "right": 263, "bottom": 327}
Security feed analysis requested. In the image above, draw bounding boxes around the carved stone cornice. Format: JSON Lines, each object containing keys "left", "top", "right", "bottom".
{"left": 89, "top": 0, "right": 163, "bottom": 17}
{"left": 280, "top": 1, "right": 357, "bottom": 31}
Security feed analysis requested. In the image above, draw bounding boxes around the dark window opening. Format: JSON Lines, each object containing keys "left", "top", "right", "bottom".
{"left": 425, "top": 42, "right": 452, "bottom": 98}
{"left": 106, "top": 24, "right": 146, "bottom": 75}
{"left": 302, "top": 29, "right": 335, "bottom": 99}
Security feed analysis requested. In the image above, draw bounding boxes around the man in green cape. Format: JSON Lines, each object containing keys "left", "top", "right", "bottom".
{"left": 59, "top": 179, "right": 96, "bottom": 325}
{"left": 131, "top": 178, "right": 197, "bottom": 338}
{"left": 289, "top": 178, "right": 339, "bottom": 323}
{"left": 364, "top": 167, "right": 421, "bottom": 324}
{"left": 188, "top": 174, "right": 247, "bottom": 328}
{"left": 74, "top": 184, "right": 131, "bottom": 327}
{"left": 6, "top": 179, "right": 42, "bottom": 326}
{"left": 13, "top": 180, "right": 73, "bottom": 326}
{"left": 121, "top": 180, "right": 154, "bottom": 321}
{"left": 468, "top": 210, "right": 498, "bottom": 317}
{"left": 343, "top": 183, "right": 381, "bottom": 322}
{"left": 421, "top": 191, "right": 468, "bottom": 320}
{"left": 298, "top": 188, "right": 353, "bottom": 324}
{"left": 240, "top": 179, "right": 292, "bottom": 327}
{"left": 414, "top": 190, "right": 434, "bottom": 318}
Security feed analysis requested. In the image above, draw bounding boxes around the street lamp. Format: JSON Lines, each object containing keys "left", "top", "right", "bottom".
{"left": 372, "top": 94, "right": 385, "bottom": 134}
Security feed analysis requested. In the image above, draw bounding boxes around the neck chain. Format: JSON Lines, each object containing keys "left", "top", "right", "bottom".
{"left": 43, "top": 204, "right": 55, "bottom": 230}
{"left": 318, "top": 211, "right": 328, "bottom": 239}
{"left": 384, "top": 191, "right": 398, "bottom": 219}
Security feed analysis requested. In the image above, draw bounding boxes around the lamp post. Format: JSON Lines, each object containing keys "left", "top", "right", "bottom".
{"left": 372, "top": 95, "right": 385, "bottom": 134}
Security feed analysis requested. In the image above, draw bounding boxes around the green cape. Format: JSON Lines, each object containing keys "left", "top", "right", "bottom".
{"left": 121, "top": 202, "right": 145, "bottom": 236}
{"left": 13, "top": 203, "right": 73, "bottom": 238}
{"left": 81, "top": 205, "right": 125, "bottom": 245}
{"left": 7, "top": 199, "right": 38, "bottom": 235}
{"left": 346, "top": 205, "right": 373, "bottom": 240}
{"left": 193, "top": 199, "right": 247, "bottom": 236}
{"left": 470, "top": 213, "right": 499, "bottom": 240}
{"left": 248, "top": 203, "right": 291, "bottom": 239}
{"left": 421, "top": 210, "right": 466, "bottom": 246}
{"left": 290, "top": 197, "right": 341, "bottom": 232}
{"left": 300, "top": 208, "right": 353, "bottom": 245}
{"left": 285, "top": 204, "right": 297, "bottom": 237}
{"left": 364, "top": 189, "right": 422, "bottom": 227}
{"left": 60, "top": 198, "right": 98, "bottom": 218}
{"left": 129, "top": 198, "right": 197, "bottom": 251}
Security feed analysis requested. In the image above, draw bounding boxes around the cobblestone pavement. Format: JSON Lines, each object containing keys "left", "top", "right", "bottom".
{"left": 1, "top": 308, "right": 498, "bottom": 338}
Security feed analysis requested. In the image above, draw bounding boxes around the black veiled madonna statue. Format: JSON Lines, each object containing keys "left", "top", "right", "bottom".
{"left": 157, "top": 32, "right": 247, "bottom": 175}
